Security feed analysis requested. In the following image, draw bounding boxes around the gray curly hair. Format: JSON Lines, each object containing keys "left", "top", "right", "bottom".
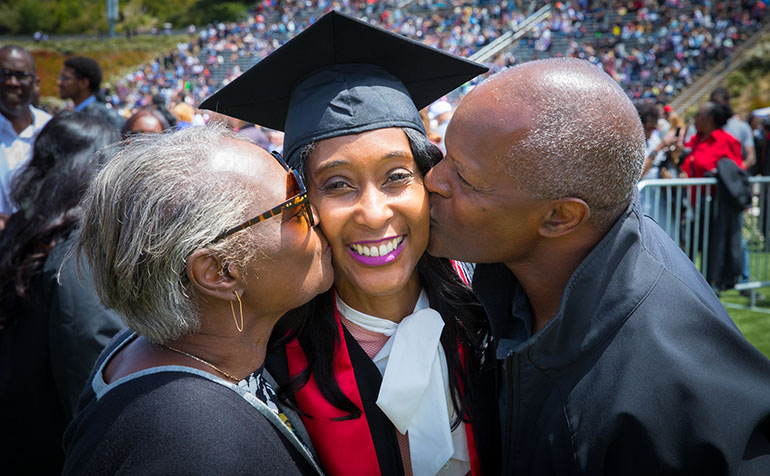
{"left": 76, "top": 124, "right": 267, "bottom": 343}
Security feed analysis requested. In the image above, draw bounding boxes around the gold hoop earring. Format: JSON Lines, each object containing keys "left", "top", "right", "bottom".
{"left": 230, "top": 291, "right": 244, "bottom": 332}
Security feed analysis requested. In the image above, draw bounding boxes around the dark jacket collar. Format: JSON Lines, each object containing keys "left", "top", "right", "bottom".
{"left": 473, "top": 195, "right": 663, "bottom": 371}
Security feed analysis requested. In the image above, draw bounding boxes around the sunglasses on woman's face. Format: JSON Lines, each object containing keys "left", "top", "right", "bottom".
{"left": 209, "top": 151, "right": 314, "bottom": 244}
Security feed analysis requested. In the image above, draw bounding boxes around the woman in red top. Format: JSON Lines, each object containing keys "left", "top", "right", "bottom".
{"left": 684, "top": 102, "right": 744, "bottom": 177}
{"left": 681, "top": 101, "right": 746, "bottom": 261}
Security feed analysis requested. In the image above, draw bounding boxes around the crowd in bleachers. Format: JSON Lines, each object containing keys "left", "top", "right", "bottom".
{"left": 105, "top": 1, "right": 530, "bottom": 119}
{"left": 91, "top": 0, "right": 766, "bottom": 122}
{"left": 488, "top": 0, "right": 767, "bottom": 102}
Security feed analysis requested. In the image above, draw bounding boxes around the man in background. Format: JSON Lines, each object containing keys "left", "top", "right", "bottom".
{"left": 57, "top": 56, "right": 125, "bottom": 130}
{"left": 0, "top": 44, "right": 51, "bottom": 220}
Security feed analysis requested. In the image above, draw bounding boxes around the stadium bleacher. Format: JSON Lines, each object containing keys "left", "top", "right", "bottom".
{"left": 106, "top": 1, "right": 768, "bottom": 119}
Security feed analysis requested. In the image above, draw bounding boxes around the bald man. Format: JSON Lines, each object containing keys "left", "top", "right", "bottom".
{"left": 425, "top": 58, "right": 770, "bottom": 475}
{"left": 0, "top": 45, "right": 51, "bottom": 217}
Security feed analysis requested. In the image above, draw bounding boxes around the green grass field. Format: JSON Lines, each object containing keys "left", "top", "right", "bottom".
{"left": 697, "top": 220, "right": 770, "bottom": 358}
{"left": 722, "top": 288, "right": 770, "bottom": 358}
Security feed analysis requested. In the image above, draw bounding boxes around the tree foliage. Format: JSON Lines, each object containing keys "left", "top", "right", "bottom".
{"left": 0, "top": 0, "right": 107, "bottom": 34}
{"left": 0, "top": 0, "right": 251, "bottom": 35}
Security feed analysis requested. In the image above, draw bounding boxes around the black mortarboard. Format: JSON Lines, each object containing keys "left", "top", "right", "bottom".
{"left": 199, "top": 10, "right": 487, "bottom": 161}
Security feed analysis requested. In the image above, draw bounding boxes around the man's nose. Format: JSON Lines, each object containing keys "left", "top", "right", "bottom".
{"left": 425, "top": 163, "right": 451, "bottom": 198}
{"left": 5, "top": 74, "right": 21, "bottom": 87}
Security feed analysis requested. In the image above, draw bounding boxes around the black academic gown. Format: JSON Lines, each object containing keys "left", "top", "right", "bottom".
{"left": 0, "top": 236, "right": 124, "bottom": 475}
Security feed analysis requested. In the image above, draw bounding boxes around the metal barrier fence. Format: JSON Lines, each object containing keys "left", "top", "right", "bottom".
{"left": 637, "top": 177, "right": 770, "bottom": 304}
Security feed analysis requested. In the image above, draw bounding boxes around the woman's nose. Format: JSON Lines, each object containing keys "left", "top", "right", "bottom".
{"left": 355, "top": 186, "right": 394, "bottom": 227}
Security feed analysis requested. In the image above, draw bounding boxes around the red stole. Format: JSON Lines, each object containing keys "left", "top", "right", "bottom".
{"left": 285, "top": 294, "right": 482, "bottom": 476}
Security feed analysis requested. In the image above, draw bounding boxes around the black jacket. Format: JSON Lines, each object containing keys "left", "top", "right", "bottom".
{"left": 473, "top": 195, "right": 770, "bottom": 475}
{"left": 707, "top": 158, "right": 751, "bottom": 289}
{"left": 0, "top": 237, "right": 124, "bottom": 475}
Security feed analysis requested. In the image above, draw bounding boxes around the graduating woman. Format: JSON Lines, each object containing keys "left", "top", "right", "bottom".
{"left": 202, "top": 12, "right": 500, "bottom": 476}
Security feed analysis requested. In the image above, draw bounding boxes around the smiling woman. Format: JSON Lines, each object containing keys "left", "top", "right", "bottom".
{"left": 308, "top": 128, "right": 429, "bottom": 304}
{"left": 200, "top": 11, "right": 500, "bottom": 476}
{"left": 276, "top": 126, "right": 496, "bottom": 476}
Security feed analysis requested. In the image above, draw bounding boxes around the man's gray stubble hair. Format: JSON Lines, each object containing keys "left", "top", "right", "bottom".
{"left": 76, "top": 124, "right": 268, "bottom": 343}
{"left": 493, "top": 58, "right": 646, "bottom": 230}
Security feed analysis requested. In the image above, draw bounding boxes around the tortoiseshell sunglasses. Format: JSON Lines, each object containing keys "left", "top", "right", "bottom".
{"left": 209, "top": 151, "right": 314, "bottom": 244}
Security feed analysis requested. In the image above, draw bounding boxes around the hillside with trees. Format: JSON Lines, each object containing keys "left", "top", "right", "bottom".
{"left": 0, "top": 0, "right": 252, "bottom": 35}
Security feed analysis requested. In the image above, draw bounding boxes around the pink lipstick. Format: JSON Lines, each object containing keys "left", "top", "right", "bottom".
{"left": 347, "top": 236, "right": 405, "bottom": 266}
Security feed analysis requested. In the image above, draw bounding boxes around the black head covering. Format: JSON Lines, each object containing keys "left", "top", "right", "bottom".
{"left": 199, "top": 10, "right": 488, "bottom": 161}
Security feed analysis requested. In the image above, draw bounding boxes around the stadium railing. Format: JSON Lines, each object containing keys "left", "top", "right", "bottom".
{"left": 638, "top": 176, "right": 770, "bottom": 306}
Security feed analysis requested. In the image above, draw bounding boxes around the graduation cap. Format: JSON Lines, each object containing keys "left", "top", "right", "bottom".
{"left": 199, "top": 10, "right": 487, "bottom": 161}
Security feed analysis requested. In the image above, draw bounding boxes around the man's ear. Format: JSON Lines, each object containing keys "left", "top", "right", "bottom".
{"left": 80, "top": 78, "right": 92, "bottom": 94}
{"left": 539, "top": 198, "right": 590, "bottom": 238}
{"left": 186, "top": 249, "right": 242, "bottom": 301}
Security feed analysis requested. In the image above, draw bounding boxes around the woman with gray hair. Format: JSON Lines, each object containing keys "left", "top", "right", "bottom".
{"left": 62, "top": 124, "right": 333, "bottom": 475}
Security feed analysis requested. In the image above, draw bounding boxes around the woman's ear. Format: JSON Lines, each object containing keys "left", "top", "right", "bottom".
{"left": 186, "top": 249, "right": 242, "bottom": 301}
{"left": 539, "top": 198, "right": 590, "bottom": 238}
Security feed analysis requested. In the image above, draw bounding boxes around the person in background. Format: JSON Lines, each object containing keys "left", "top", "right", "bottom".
{"left": 635, "top": 101, "right": 677, "bottom": 235}
{"left": 0, "top": 111, "right": 123, "bottom": 475}
{"left": 749, "top": 113, "right": 765, "bottom": 176}
{"left": 662, "top": 108, "right": 687, "bottom": 178}
{"left": 0, "top": 45, "right": 51, "bottom": 220}
{"left": 428, "top": 99, "right": 453, "bottom": 153}
{"left": 685, "top": 101, "right": 754, "bottom": 293}
{"left": 425, "top": 57, "right": 770, "bottom": 475}
{"left": 121, "top": 107, "right": 171, "bottom": 138}
{"left": 267, "top": 129, "right": 285, "bottom": 155}
{"left": 171, "top": 100, "right": 203, "bottom": 128}
{"left": 754, "top": 116, "right": 770, "bottom": 248}
{"left": 658, "top": 104, "right": 680, "bottom": 138}
{"left": 57, "top": 56, "right": 125, "bottom": 130}
{"left": 151, "top": 93, "right": 178, "bottom": 128}
{"left": 683, "top": 102, "right": 743, "bottom": 178}
{"left": 419, "top": 108, "right": 442, "bottom": 145}
{"left": 711, "top": 87, "right": 756, "bottom": 170}
{"left": 231, "top": 118, "right": 272, "bottom": 151}
{"left": 637, "top": 102, "right": 677, "bottom": 181}
{"left": 62, "top": 124, "right": 332, "bottom": 475}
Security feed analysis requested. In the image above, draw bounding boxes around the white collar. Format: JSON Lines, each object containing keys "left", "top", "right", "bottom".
{"left": 0, "top": 106, "right": 51, "bottom": 140}
{"left": 336, "top": 290, "right": 470, "bottom": 476}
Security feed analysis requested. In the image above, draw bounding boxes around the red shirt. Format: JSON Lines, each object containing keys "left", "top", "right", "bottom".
{"left": 684, "top": 128, "right": 743, "bottom": 178}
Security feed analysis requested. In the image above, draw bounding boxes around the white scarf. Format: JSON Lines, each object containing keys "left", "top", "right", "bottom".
{"left": 336, "top": 291, "right": 470, "bottom": 476}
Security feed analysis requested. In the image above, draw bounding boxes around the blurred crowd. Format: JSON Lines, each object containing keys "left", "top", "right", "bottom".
{"left": 487, "top": 0, "right": 767, "bottom": 102}
{"left": 87, "top": 0, "right": 765, "bottom": 120}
